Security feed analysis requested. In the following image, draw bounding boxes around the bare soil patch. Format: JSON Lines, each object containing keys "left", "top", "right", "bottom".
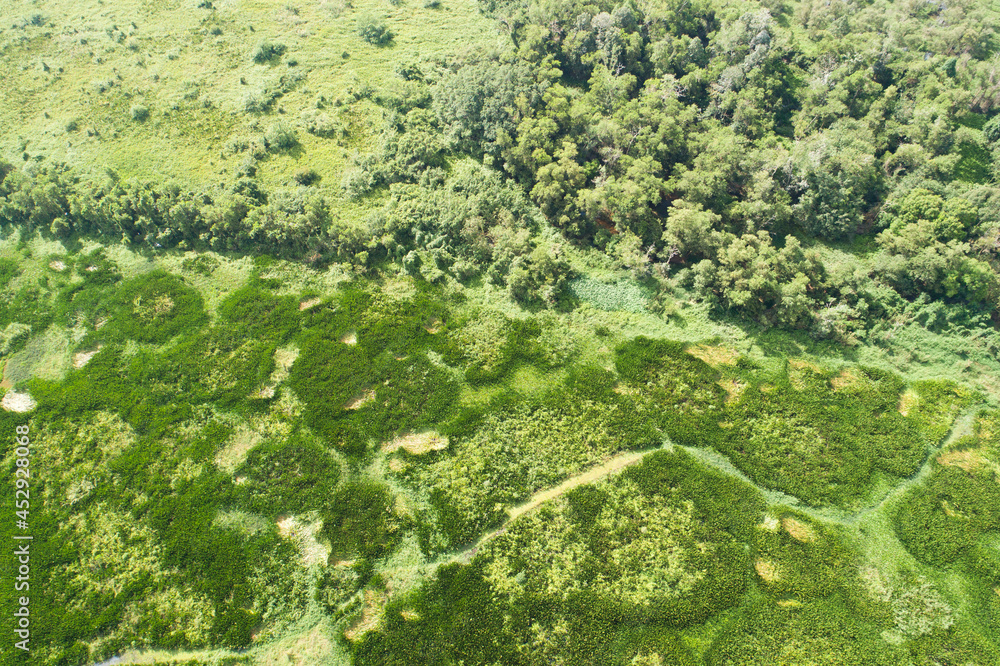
{"left": 687, "top": 344, "right": 739, "bottom": 367}
{"left": 49, "top": 260, "right": 67, "bottom": 271}
{"left": 755, "top": 560, "right": 779, "bottom": 582}
{"left": 830, "top": 369, "right": 862, "bottom": 391}
{"left": 276, "top": 514, "right": 330, "bottom": 567}
{"left": 717, "top": 378, "right": 746, "bottom": 403}
{"left": 1, "top": 391, "right": 36, "bottom": 413}
{"left": 73, "top": 346, "right": 102, "bottom": 369}
{"left": 760, "top": 515, "right": 780, "bottom": 531}
{"left": 299, "top": 297, "right": 322, "bottom": 311}
{"left": 214, "top": 423, "right": 262, "bottom": 474}
{"left": 782, "top": 517, "right": 817, "bottom": 543}
{"left": 937, "top": 449, "right": 987, "bottom": 472}
{"left": 345, "top": 388, "right": 376, "bottom": 410}
{"left": 383, "top": 430, "right": 449, "bottom": 455}
{"left": 340, "top": 330, "right": 357, "bottom": 345}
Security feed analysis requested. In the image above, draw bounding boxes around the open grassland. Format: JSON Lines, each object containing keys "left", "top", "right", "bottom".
{"left": 0, "top": 0, "right": 500, "bottom": 193}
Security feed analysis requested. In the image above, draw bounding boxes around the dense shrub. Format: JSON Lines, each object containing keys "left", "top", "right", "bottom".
{"left": 357, "top": 16, "right": 393, "bottom": 45}
{"left": 321, "top": 480, "right": 405, "bottom": 560}
{"left": 613, "top": 336, "right": 726, "bottom": 446}
{"left": 718, "top": 363, "right": 940, "bottom": 507}
{"left": 251, "top": 40, "right": 286, "bottom": 63}
{"left": 104, "top": 271, "right": 207, "bottom": 344}
{"left": 237, "top": 436, "right": 341, "bottom": 515}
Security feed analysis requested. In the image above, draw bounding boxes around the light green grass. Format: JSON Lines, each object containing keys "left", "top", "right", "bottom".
{"left": 0, "top": 0, "right": 503, "bottom": 194}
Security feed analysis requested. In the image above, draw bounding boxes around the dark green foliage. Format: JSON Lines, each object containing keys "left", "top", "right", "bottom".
{"left": 706, "top": 599, "right": 900, "bottom": 665}
{"left": 358, "top": 16, "right": 393, "bottom": 45}
{"left": 290, "top": 288, "right": 457, "bottom": 450}
{"left": 355, "top": 562, "right": 516, "bottom": 665}
{"left": 754, "top": 510, "right": 859, "bottom": 601}
{"left": 613, "top": 336, "right": 726, "bottom": 446}
{"left": 105, "top": 271, "right": 207, "bottom": 344}
{"left": 906, "top": 629, "right": 1000, "bottom": 666}
{"left": 622, "top": 448, "right": 767, "bottom": 544}
{"left": 321, "top": 480, "right": 405, "bottom": 560}
{"left": 0, "top": 257, "right": 19, "bottom": 287}
{"left": 251, "top": 40, "right": 286, "bottom": 63}
{"left": 720, "top": 363, "right": 929, "bottom": 507}
{"left": 237, "top": 436, "right": 341, "bottom": 516}
{"left": 370, "top": 450, "right": 765, "bottom": 663}
{"left": 216, "top": 285, "right": 300, "bottom": 343}
{"left": 894, "top": 456, "right": 1000, "bottom": 580}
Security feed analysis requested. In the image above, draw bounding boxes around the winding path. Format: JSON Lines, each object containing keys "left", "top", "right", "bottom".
{"left": 435, "top": 404, "right": 979, "bottom": 566}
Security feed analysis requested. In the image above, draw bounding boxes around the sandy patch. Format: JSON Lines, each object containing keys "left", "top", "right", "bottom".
{"left": 401, "top": 609, "right": 421, "bottom": 621}
{"left": 214, "top": 423, "right": 262, "bottom": 473}
{"left": 424, "top": 318, "right": 443, "bottom": 334}
{"left": 760, "top": 515, "right": 780, "bottom": 531}
{"left": 95, "top": 316, "right": 108, "bottom": 330}
{"left": 937, "top": 449, "right": 987, "bottom": 472}
{"left": 755, "top": 560, "right": 779, "bottom": 582}
{"left": 612, "top": 383, "right": 641, "bottom": 396}
{"left": 85, "top": 265, "right": 98, "bottom": 272}
{"left": 276, "top": 514, "right": 330, "bottom": 567}
{"left": 687, "top": 344, "right": 739, "bottom": 367}
{"left": 49, "top": 260, "right": 67, "bottom": 271}
{"left": 345, "top": 388, "right": 375, "bottom": 410}
{"left": 717, "top": 378, "right": 746, "bottom": 403}
{"left": 73, "top": 346, "right": 102, "bottom": 369}
{"left": 787, "top": 359, "right": 823, "bottom": 391}
{"left": 830, "top": 369, "right": 863, "bottom": 391}
{"left": 299, "top": 297, "right": 322, "bottom": 311}
{"left": 383, "top": 430, "right": 449, "bottom": 455}
{"left": 1, "top": 391, "right": 36, "bottom": 412}
{"left": 344, "top": 589, "right": 387, "bottom": 642}
{"left": 898, "top": 389, "right": 919, "bottom": 417}
{"left": 789, "top": 359, "right": 822, "bottom": 372}
{"left": 782, "top": 517, "right": 816, "bottom": 543}
{"left": 340, "top": 330, "right": 357, "bottom": 345}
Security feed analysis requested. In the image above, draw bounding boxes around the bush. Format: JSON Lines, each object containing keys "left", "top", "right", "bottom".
{"left": 321, "top": 481, "right": 405, "bottom": 560}
{"left": 105, "top": 271, "right": 207, "bottom": 344}
{"left": 251, "top": 40, "right": 286, "bottom": 63}
{"left": 237, "top": 436, "right": 341, "bottom": 515}
{"left": 292, "top": 167, "right": 320, "bottom": 185}
{"left": 264, "top": 123, "right": 297, "bottom": 151}
{"left": 129, "top": 104, "right": 150, "bottom": 121}
{"left": 358, "top": 16, "right": 393, "bottom": 45}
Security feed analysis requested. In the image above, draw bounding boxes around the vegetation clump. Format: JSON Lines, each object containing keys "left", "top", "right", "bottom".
{"left": 357, "top": 17, "right": 393, "bottom": 46}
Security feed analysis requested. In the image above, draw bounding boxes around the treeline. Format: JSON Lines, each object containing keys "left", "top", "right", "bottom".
{"left": 0, "top": 157, "right": 571, "bottom": 306}
{"left": 346, "top": 0, "right": 1000, "bottom": 335}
